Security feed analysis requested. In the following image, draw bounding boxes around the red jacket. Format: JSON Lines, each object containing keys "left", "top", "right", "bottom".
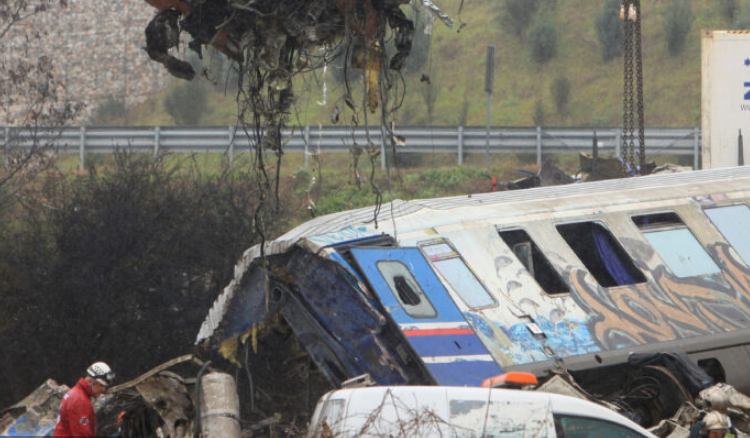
{"left": 54, "top": 378, "right": 97, "bottom": 437}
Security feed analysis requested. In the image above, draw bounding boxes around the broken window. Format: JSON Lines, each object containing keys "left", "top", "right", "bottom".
{"left": 557, "top": 222, "right": 646, "bottom": 288}
{"left": 420, "top": 240, "right": 496, "bottom": 309}
{"left": 499, "top": 229, "right": 569, "bottom": 295}
{"left": 705, "top": 204, "right": 750, "bottom": 267}
{"left": 377, "top": 261, "right": 437, "bottom": 319}
{"left": 633, "top": 212, "right": 720, "bottom": 278}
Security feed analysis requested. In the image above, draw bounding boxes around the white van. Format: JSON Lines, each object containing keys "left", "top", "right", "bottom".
{"left": 306, "top": 386, "right": 656, "bottom": 438}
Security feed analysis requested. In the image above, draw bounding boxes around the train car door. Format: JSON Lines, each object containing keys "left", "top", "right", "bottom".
{"left": 351, "top": 247, "right": 503, "bottom": 386}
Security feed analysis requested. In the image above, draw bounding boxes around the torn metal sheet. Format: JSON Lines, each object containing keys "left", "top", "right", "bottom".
{"left": 420, "top": 0, "right": 454, "bottom": 28}
{"left": 198, "top": 247, "right": 434, "bottom": 388}
{"left": 134, "top": 374, "right": 194, "bottom": 438}
{"left": 0, "top": 380, "right": 69, "bottom": 437}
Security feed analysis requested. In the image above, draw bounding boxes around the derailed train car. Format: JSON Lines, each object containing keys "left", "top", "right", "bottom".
{"left": 196, "top": 166, "right": 750, "bottom": 421}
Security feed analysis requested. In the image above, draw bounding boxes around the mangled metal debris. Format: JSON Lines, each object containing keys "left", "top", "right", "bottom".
{"left": 0, "top": 380, "right": 69, "bottom": 436}
{"left": 195, "top": 166, "right": 750, "bottom": 431}
{"left": 143, "top": 0, "right": 453, "bottom": 128}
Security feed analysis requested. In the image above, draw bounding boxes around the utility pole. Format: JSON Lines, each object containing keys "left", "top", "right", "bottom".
{"left": 485, "top": 45, "right": 495, "bottom": 167}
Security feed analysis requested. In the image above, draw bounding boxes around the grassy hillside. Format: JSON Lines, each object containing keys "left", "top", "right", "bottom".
{"left": 122, "top": 0, "right": 731, "bottom": 128}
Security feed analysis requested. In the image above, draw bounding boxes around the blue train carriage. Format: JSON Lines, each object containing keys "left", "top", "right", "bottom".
{"left": 195, "top": 166, "right": 750, "bottom": 414}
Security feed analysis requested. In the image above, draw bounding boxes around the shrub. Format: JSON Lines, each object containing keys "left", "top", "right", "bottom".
{"left": 501, "top": 0, "right": 540, "bottom": 38}
{"left": 163, "top": 79, "right": 209, "bottom": 125}
{"left": 0, "top": 153, "right": 275, "bottom": 407}
{"left": 595, "top": 0, "right": 624, "bottom": 62}
{"left": 664, "top": 0, "right": 693, "bottom": 56}
{"left": 90, "top": 95, "right": 126, "bottom": 125}
{"left": 528, "top": 18, "right": 558, "bottom": 63}
{"left": 533, "top": 100, "right": 545, "bottom": 126}
{"left": 733, "top": 1, "right": 750, "bottom": 28}
{"left": 551, "top": 76, "right": 571, "bottom": 112}
{"left": 720, "top": 0, "right": 739, "bottom": 21}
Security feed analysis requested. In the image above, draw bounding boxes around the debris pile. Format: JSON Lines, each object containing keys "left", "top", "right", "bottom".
{"left": 144, "top": 0, "right": 452, "bottom": 149}
{"left": 0, "top": 380, "right": 69, "bottom": 436}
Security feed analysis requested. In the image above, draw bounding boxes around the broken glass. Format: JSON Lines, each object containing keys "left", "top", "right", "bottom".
{"left": 377, "top": 261, "right": 437, "bottom": 318}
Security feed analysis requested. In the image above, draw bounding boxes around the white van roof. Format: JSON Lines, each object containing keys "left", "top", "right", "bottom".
{"left": 309, "top": 386, "right": 655, "bottom": 438}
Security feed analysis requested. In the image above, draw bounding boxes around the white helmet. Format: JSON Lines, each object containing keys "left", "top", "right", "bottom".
{"left": 704, "top": 411, "right": 731, "bottom": 432}
{"left": 87, "top": 361, "right": 115, "bottom": 386}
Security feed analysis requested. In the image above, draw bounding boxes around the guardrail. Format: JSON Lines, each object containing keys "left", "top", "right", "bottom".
{"left": 2, "top": 125, "right": 702, "bottom": 169}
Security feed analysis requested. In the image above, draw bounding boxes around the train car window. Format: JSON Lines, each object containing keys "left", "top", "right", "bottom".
{"left": 632, "top": 212, "right": 682, "bottom": 227}
{"left": 498, "top": 229, "right": 569, "bottom": 295}
{"left": 705, "top": 204, "right": 750, "bottom": 267}
{"left": 556, "top": 222, "right": 646, "bottom": 288}
{"left": 420, "top": 240, "right": 496, "bottom": 309}
{"left": 633, "top": 212, "right": 721, "bottom": 278}
{"left": 376, "top": 261, "right": 437, "bottom": 318}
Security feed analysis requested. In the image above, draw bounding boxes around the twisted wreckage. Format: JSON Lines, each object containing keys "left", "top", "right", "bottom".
{"left": 143, "top": 0, "right": 454, "bottom": 130}
{"left": 195, "top": 166, "right": 750, "bottom": 430}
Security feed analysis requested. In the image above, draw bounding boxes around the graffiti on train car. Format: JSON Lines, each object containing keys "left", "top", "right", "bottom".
{"left": 560, "top": 239, "right": 750, "bottom": 351}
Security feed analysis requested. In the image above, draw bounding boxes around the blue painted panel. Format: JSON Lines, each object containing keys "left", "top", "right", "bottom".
{"left": 3, "top": 414, "right": 55, "bottom": 437}
{"left": 426, "top": 361, "right": 504, "bottom": 387}
{"left": 408, "top": 334, "right": 491, "bottom": 357}
{"left": 327, "top": 251, "right": 366, "bottom": 284}
{"left": 351, "top": 248, "right": 465, "bottom": 324}
{"left": 351, "top": 247, "right": 503, "bottom": 385}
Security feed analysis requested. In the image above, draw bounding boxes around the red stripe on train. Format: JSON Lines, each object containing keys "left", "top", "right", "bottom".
{"left": 403, "top": 328, "right": 475, "bottom": 337}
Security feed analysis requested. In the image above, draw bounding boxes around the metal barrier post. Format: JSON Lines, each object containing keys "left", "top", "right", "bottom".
{"left": 229, "top": 126, "right": 236, "bottom": 166}
{"left": 304, "top": 126, "right": 311, "bottom": 169}
{"left": 79, "top": 126, "right": 86, "bottom": 169}
{"left": 694, "top": 127, "right": 700, "bottom": 170}
{"left": 592, "top": 130, "right": 599, "bottom": 180}
{"left": 536, "top": 126, "right": 542, "bottom": 166}
{"left": 154, "top": 126, "right": 161, "bottom": 159}
{"left": 458, "top": 126, "right": 464, "bottom": 166}
{"left": 615, "top": 130, "right": 622, "bottom": 157}
{"left": 739, "top": 129, "right": 745, "bottom": 166}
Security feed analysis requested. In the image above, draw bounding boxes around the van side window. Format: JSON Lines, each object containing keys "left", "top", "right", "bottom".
{"left": 499, "top": 229, "right": 569, "bottom": 295}
{"left": 633, "top": 212, "right": 721, "bottom": 278}
{"left": 420, "top": 240, "right": 496, "bottom": 309}
{"left": 554, "top": 414, "right": 649, "bottom": 438}
{"left": 556, "top": 222, "right": 646, "bottom": 288}
{"left": 376, "top": 261, "right": 437, "bottom": 318}
{"left": 705, "top": 204, "right": 750, "bottom": 267}
{"left": 310, "top": 399, "right": 345, "bottom": 438}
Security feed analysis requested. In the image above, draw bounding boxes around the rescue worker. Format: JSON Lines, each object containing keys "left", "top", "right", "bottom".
{"left": 688, "top": 411, "right": 737, "bottom": 438}
{"left": 54, "top": 362, "right": 115, "bottom": 437}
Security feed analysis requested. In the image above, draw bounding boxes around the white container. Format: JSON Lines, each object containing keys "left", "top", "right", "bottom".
{"left": 702, "top": 30, "right": 750, "bottom": 169}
